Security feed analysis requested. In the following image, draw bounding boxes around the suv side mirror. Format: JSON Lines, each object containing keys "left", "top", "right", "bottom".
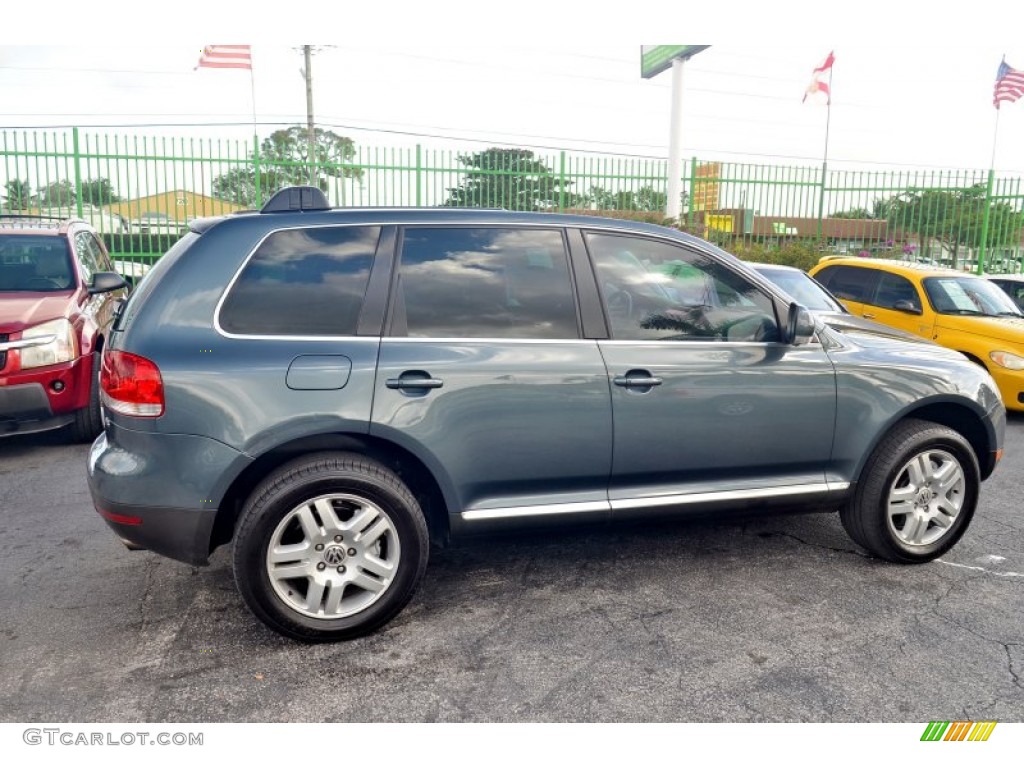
{"left": 786, "top": 302, "right": 817, "bottom": 346}
{"left": 892, "top": 299, "right": 922, "bottom": 315}
{"left": 89, "top": 271, "right": 128, "bottom": 295}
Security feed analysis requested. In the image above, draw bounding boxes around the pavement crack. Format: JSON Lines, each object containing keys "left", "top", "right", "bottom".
{"left": 754, "top": 530, "right": 871, "bottom": 560}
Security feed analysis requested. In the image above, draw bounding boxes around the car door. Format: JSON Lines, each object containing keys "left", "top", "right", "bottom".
{"left": 583, "top": 231, "right": 839, "bottom": 514}
{"left": 862, "top": 271, "right": 934, "bottom": 339}
{"left": 371, "top": 225, "right": 613, "bottom": 527}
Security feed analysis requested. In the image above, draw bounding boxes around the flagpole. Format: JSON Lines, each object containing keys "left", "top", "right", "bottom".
{"left": 250, "top": 60, "right": 262, "bottom": 208}
{"left": 989, "top": 91, "right": 1002, "bottom": 171}
{"left": 816, "top": 66, "right": 833, "bottom": 242}
{"left": 980, "top": 63, "right": 1003, "bottom": 276}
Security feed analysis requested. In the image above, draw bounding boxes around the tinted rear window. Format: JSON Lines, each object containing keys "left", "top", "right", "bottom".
{"left": 815, "top": 265, "right": 879, "bottom": 302}
{"left": 219, "top": 226, "right": 381, "bottom": 336}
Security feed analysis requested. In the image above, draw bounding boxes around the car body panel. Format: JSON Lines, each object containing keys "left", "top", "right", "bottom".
{"left": 87, "top": 206, "right": 1006, "bottom": 565}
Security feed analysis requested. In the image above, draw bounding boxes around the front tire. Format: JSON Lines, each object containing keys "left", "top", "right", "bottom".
{"left": 233, "top": 452, "right": 429, "bottom": 642}
{"left": 840, "top": 419, "right": 980, "bottom": 563}
{"left": 68, "top": 351, "right": 103, "bottom": 443}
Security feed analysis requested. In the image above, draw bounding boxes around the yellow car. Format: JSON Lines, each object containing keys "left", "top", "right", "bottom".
{"left": 809, "top": 257, "right": 1024, "bottom": 411}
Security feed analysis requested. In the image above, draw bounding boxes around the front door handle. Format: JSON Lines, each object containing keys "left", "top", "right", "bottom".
{"left": 862, "top": 313, "right": 875, "bottom": 319}
{"left": 386, "top": 371, "right": 444, "bottom": 391}
{"left": 613, "top": 370, "right": 663, "bottom": 389}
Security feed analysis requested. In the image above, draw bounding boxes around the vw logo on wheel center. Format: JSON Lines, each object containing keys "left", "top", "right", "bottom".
{"left": 323, "top": 546, "right": 347, "bottom": 565}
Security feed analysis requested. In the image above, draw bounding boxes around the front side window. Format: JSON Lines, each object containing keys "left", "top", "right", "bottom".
{"left": 0, "top": 235, "right": 74, "bottom": 292}
{"left": 74, "top": 231, "right": 102, "bottom": 283}
{"left": 219, "top": 226, "right": 380, "bottom": 336}
{"left": 585, "top": 233, "right": 779, "bottom": 342}
{"left": 872, "top": 272, "right": 921, "bottom": 311}
{"left": 396, "top": 227, "right": 578, "bottom": 338}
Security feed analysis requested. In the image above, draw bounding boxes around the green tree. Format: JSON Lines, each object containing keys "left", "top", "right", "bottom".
{"left": 830, "top": 206, "right": 872, "bottom": 219}
{"left": 885, "top": 185, "right": 1023, "bottom": 268}
{"left": 37, "top": 179, "right": 76, "bottom": 207}
{"left": 212, "top": 126, "right": 363, "bottom": 207}
{"left": 831, "top": 199, "right": 891, "bottom": 219}
{"left": 80, "top": 178, "right": 122, "bottom": 206}
{"left": 3, "top": 179, "right": 31, "bottom": 209}
{"left": 587, "top": 184, "right": 670, "bottom": 213}
{"left": 444, "top": 148, "right": 581, "bottom": 211}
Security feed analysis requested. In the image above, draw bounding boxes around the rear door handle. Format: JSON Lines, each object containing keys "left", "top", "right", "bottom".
{"left": 862, "top": 313, "right": 875, "bottom": 319}
{"left": 386, "top": 371, "right": 444, "bottom": 391}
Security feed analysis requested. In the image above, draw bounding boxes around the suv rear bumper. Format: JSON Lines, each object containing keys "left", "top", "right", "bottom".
{"left": 87, "top": 426, "right": 251, "bottom": 565}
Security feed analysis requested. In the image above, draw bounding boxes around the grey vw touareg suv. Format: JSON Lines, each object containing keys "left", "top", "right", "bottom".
{"left": 89, "top": 187, "right": 1005, "bottom": 642}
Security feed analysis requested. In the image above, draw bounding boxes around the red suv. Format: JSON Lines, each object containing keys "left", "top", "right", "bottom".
{"left": 0, "top": 216, "right": 127, "bottom": 440}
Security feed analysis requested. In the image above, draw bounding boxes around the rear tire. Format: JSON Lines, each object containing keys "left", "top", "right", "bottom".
{"left": 840, "top": 419, "right": 979, "bottom": 563}
{"left": 233, "top": 452, "right": 429, "bottom": 642}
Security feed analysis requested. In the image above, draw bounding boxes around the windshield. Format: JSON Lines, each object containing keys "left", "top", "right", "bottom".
{"left": 752, "top": 266, "right": 845, "bottom": 312}
{"left": 923, "top": 276, "right": 1023, "bottom": 318}
{"left": 0, "top": 234, "right": 74, "bottom": 292}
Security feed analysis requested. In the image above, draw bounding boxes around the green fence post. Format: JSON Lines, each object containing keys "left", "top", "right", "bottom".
{"left": 72, "top": 126, "right": 84, "bottom": 217}
{"left": 687, "top": 156, "right": 698, "bottom": 230}
{"left": 978, "top": 168, "right": 995, "bottom": 275}
{"left": 816, "top": 160, "right": 827, "bottom": 242}
{"left": 416, "top": 144, "right": 422, "bottom": 206}
{"left": 559, "top": 151, "right": 566, "bottom": 213}
{"left": 253, "top": 133, "right": 262, "bottom": 207}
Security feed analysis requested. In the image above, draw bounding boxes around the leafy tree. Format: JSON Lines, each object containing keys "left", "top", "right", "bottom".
{"left": 831, "top": 199, "right": 891, "bottom": 219}
{"left": 444, "top": 148, "right": 582, "bottom": 211}
{"left": 829, "top": 206, "right": 872, "bottom": 219}
{"left": 3, "top": 179, "right": 31, "bottom": 209}
{"left": 80, "top": 178, "right": 122, "bottom": 206}
{"left": 587, "top": 184, "right": 670, "bottom": 212}
{"left": 37, "top": 179, "right": 76, "bottom": 207}
{"left": 885, "top": 185, "right": 1023, "bottom": 268}
{"left": 212, "top": 126, "right": 362, "bottom": 207}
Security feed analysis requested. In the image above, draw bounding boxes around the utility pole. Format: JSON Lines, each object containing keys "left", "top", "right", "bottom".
{"left": 303, "top": 45, "right": 316, "bottom": 186}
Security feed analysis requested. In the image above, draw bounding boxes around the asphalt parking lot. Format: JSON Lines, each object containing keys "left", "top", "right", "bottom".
{"left": 1, "top": 420, "right": 1022, "bottom": 723}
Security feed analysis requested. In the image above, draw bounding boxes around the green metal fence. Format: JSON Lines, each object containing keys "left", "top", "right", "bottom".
{"left": 2, "top": 127, "right": 1023, "bottom": 274}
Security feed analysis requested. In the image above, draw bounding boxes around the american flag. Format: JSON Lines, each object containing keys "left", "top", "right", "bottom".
{"left": 195, "top": 45, "right": 252, "bottom": 70}
{"left": 994, "top": 58, "right": 1024, "bottom": 109}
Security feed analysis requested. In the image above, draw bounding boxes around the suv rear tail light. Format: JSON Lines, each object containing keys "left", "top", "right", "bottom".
{"left": 100, "top": 350, "right": 164, "bottom": 417}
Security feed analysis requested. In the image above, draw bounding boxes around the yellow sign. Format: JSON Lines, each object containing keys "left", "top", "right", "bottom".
{"left": 691, "top": 162, "right": 721, "bottom": 212}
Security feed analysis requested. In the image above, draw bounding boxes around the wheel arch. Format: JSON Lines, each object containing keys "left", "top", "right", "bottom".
{"left": 853, "top": 400, "right": 998, "bottom": 486}
{"left": 211, "top": 432, "right": 452, "bottom": 555}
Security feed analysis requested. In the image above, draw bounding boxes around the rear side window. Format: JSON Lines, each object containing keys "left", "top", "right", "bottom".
{"left": 815, "top": 265, "right": 879, "bottom": 302}
{"left": 219, "top": 226, "right": 380, "bottom": 336}
{"left": 395, "top": 227, "right": 578, "bottom": 338}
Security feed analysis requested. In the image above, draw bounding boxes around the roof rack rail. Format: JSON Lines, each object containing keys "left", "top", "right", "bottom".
{"left": 0, "top": 213, "right": 73, "bottom": 222}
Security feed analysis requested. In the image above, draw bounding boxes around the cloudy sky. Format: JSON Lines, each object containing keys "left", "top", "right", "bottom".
{"left": 2, "top": 3, "right": 1023, "bottom": 176}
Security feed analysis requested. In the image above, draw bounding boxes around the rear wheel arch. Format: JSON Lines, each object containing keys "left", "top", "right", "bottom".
{"left": 211, "top": 432, "right": 452, "bottom": 555}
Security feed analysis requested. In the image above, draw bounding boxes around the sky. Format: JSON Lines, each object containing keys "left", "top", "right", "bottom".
{"left": 2, "top": 3, "right": 1024, "bottom": 178}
